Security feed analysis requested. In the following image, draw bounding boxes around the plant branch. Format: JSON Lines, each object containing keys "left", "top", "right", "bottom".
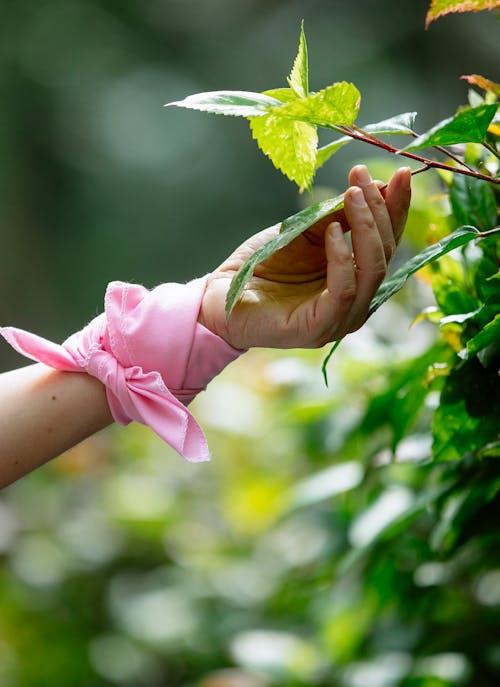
{"left": 477, "top": 226, "right": 500, "bottom": 238}
{"left": 335, "top": 125, "right": 500, "bottom": 185}
{"left": 483, "top": 142, "right": 500, "bottom": 160}
{"left": 433, "top": 145, "right": 477, "bottom": 173}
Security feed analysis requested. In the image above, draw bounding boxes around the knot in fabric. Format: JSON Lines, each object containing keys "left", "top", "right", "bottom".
{"left": 1, "top": 277, "right": 243, "bottom": 462}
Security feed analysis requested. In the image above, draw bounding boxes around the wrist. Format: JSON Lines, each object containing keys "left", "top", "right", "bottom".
{"left": 198, "top": 274, "right": 235, "bottom": 349}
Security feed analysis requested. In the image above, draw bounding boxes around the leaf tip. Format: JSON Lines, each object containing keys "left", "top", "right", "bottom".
{"left": 322, "top": 366, "right": 329, "bottom": 387}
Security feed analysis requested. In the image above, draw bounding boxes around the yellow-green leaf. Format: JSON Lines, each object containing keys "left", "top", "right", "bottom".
{"left": 287, "top": 21, "right": 308, "bottom": 98}
{"left": 250, "top": 114, "right": 318, "bottom": 191}
{"left": 274, "top": 82, "right": 361, "bottom": 129}
{"left": 262, "top": 88, "right": 297, "bottom": 103}
{"left": 426, "top": 0, "right": 500, "bottom": 26}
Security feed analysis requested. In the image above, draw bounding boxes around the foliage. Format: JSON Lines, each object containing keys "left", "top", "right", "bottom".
{"left": 168, "top": 21, "right": 499, "bottom": 322}
{"left": 0, "top": 3, "right": 499, "bottom": 687}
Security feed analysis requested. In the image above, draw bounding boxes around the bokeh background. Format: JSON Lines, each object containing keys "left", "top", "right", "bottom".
{"left": 1, "top": 1, "right": 500, "bottom": 686}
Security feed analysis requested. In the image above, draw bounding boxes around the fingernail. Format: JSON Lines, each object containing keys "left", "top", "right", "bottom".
{"left": 355, "top": 165, "right": 371, "bottom": 185}
{"left": 400, "top": 166, "right": 412, "bottom": 189}
{"left": 328, "top": 222, "right": 343, "bottom": 240}
{"left": 350, "top": 187, "right": 367, "bottom": 206}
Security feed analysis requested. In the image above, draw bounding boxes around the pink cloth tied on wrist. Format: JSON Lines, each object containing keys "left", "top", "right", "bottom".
{"left": 0, "top": 277, "right": 242, "bottom": 462}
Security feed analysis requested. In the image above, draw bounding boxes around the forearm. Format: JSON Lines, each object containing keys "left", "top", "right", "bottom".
{"left": 0, "top": 364, "right": 113, "bottom": 488}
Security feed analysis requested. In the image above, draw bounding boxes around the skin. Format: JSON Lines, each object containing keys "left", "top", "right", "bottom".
{"left": 0, "top": 165, "right": 411, "bottom": 488}
{"left": 199, "top": 164, "right": 411, "bottom": 348}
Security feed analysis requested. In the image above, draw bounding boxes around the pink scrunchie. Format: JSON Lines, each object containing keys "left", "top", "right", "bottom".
{"left": 0, "top": 277, "right": 243, "bottom": 462}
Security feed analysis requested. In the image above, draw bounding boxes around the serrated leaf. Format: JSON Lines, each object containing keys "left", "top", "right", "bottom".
{"left": 165, "top": 90, "right": 281, "bottom": 117}
{"left": 274, "top": 82, "right": 361, "bottom": 128}
{"left": 316, "top": 112, "right": 417, "bottom": 170}
{"left": 426, "top": 0, "right": 500, "bottom": 26}
{"left": 225, "top": 193, "right": 345, "bottom": 316}
{"left": 322, "top": 226, "right": 481, "bottom": 383}
{"left": 461, "top": 74, "right": 500, "bottom": 98}
{"left": 450, "top": 171, "right": 497, "bottom": 232}
{"left": 250, "top": 114, "right": 318, "bottom": 191}
{"left": 287, "top": 21, "right": 308, "bottom": 98}
{"left": 402, "top": 104, "right": 497, "bottom": 151}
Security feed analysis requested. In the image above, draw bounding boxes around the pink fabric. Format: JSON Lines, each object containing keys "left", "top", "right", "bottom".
{"left": 0, "top": 277, "right": 243, "bottom": 462}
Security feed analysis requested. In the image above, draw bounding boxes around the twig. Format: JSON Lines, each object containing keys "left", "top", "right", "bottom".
{"left": 483, "top": 142, "right": 500, "bottom": 160}
{"left": 335, "top": 125, "right": 500, "bottom": 185}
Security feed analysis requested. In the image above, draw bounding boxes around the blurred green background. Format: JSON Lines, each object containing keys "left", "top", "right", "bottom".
{"left": 1, "top": 1, "right": 500, "bottom": 686}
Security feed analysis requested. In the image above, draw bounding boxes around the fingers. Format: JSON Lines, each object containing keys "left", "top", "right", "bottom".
{"left": 324, "top": 221, "right": 357, "bottom": 320}
{"left": 384, "top": 166, "right": 412, "bottom": 245}
{"left": 342, "top": 183, "right": 387, "bottom": 330}
{"left": 312, "top": 222, "right": 355, "bottom": 345}
{"left": 349, "top": 165, "right": 396, "bottom": 264}
{"left": 314, "top": 165, "right": 411, "bottom": 343}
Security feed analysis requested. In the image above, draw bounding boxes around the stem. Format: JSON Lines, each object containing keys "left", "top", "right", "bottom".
{"left": 433, "top": 145, "right": 477, "bottom": 173}
{"left": 477, "top": 226, "right": 500, "bottom": 238}
{"left": 336, "top": 125, "right": 500, "bottom": 185}
{"left": 410, "top": 164, "right": 433, "bottom": 176}
{"left": 483, "top": 142, "right": 500, "bottom": 160}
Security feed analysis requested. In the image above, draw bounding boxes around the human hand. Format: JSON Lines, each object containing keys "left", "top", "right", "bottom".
{"left": 199, "top": 164, "right": 412, "bottom": 350}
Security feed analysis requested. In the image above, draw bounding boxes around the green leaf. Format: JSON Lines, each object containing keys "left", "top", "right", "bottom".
{"left": 316, "top": 138, "right": 351, "bottom": 169}
{"left": 474, "top": 256, "right": 500, "bottom": 301}
{"left": 368, "top": 227, "right": 481, "bottom": 316}
{"left": 483, "top": 272, "right": 500, "bottom": 302}
{"left": 361, "top": 111, "right": 417, "bottom": 136}
{"left": 401, "top": 104, "right": 497, "bottom": 151}
{"left": 287, "top": 21, "right": 308, "bottom": 99}
{"left": 165, "top": 90, "right": 281, "bottom": 117}
{"left": 249, "top": 114, "right": 318, "bottom": 191}
{"left": 225, "top": 193, "right": 345, "bottom": 316}
{"left": 274, "top": 82, "right": 361, "bottom": 128}
{"left": 450, "top": 172, "right": 497, "bottom": 232}
{"left": 322, "top": 226, "right": 481, "bottom": 384}
{"left": 432, "top": 356, "right": 500, "bottom": 461}
{"left": 316, "top": 112, "right": 417, "bottom": 170}
{"left": 433, "top": 272, "right": 479, "bottom": 316}
{"left": 426, "top": 0, "right": 500, "bottom": 26}
{"left": 466, "top": 313, "right": 500, "bottom": 357}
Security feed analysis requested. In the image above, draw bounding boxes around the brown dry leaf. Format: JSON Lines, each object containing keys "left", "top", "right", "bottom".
{"left": 461, "top": 74, "right": 500, "bottom": 97}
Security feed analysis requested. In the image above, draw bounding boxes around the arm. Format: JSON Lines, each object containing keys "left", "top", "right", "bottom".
{"left": 0, "top": 364, "right": 112, "bottom": 487}
{"left": 0, "top": 165, "right": 411, "bottom": 487}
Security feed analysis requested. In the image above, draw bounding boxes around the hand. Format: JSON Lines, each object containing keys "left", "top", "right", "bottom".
{"left": 199, "top": 164, "right": 412, "bottom": 350}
